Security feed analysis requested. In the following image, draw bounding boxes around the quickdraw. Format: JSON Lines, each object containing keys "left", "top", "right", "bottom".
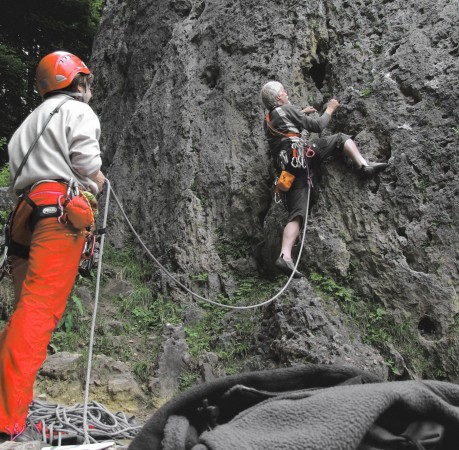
{"left": 291, "top": 139, "right": 316, "bottom": 169}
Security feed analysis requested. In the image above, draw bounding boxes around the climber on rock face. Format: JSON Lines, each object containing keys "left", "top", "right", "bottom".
{"left": 260, "top": 81, "right": 388, "bottom": 278}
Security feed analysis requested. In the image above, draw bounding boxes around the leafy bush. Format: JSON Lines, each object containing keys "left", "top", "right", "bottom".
{"left": 0, "top": 162, "right": 10, "bottom": 188}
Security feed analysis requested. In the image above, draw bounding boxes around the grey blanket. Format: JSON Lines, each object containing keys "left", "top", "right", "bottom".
{"left": 129, "top": 364, "right": 459, "bottom": 450}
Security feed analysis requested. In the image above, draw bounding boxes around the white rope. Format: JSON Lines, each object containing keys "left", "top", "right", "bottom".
{"left": 108, "top": 182, "right": 311, "bottom": 310}
{"left": 27, "top": 399, "right": 139, "bottom": 445}
{"left": 82, "top": 179, "right": 111, "bottom": 444}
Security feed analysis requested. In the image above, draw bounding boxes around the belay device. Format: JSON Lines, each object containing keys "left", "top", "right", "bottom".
{"left": 78, "top": 230, "right": 103, "bottom": 277}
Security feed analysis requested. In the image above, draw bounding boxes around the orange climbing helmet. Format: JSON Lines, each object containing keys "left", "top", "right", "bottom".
{"left": 36, "top": 51, "right": 91, "bottom": 97}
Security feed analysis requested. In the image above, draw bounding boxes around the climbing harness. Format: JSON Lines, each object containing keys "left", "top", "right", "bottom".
{"left": 266, "top": 110, "right": 315, "bottom": 205}
{"left": 265, "top": 110, "right": 316, "bottom": 168}
{"left": 0, "top": 97, "right": 74, "bottom": 279}
{"left": 0, "top": 178, "right": 101, "bottom": 279}
{"left": 1, "top": 93, "right": 102, "bottom": 278}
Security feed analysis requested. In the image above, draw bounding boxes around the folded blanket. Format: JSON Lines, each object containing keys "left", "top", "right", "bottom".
{"left": 129, "top": 364, "right": 459, "bottom": 450}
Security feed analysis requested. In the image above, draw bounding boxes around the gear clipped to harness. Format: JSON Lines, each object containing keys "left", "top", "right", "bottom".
{"left": 78, "top": 230, "right": 104, "bottom": 277}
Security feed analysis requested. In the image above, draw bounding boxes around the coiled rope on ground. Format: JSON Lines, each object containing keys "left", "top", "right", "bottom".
{"left": 28, "top": 399, "right": 140, "bottom": 445}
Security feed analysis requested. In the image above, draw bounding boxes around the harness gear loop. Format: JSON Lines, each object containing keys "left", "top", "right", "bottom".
{"left": 290, "top": 139, "right": 310, "bottom": 169}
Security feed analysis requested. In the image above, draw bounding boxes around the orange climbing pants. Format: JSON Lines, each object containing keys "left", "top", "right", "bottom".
{"left": 0, "top": 182, "right": 85, "bottom": 435}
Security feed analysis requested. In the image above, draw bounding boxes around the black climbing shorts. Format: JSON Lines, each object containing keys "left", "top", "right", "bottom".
{"left": 286, "top": 184, "right": 311, "bottom": 225}
{"left": 311, "top": 132, "right": 351, "bottom": 164}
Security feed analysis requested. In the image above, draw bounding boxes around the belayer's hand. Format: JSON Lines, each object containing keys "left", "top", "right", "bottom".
{"left": 94, "top": 170, "right": 106, "bottom": 192}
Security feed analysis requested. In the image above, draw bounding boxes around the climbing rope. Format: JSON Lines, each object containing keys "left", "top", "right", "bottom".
{"left": 108, "top": 180, "right": 312, "bottom": 310}
{"left": 27, "top": 399, "right": 138, "bottom": 445}
{"left": 82, "top": 179, "right": 111, "bottom": 444}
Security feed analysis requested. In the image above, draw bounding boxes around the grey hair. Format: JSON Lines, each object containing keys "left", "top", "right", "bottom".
{"left": 260, "top": 81, "right": 283, "bottom": 110}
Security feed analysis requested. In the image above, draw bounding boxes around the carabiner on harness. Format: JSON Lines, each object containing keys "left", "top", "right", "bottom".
{"left": 78, "top": 228, "right": 105, "bottom": 277}
{"left": 66, "top": 178, "right": 79, "bottom": 199}
{"left": 290, "top": 139, "right": 309, "bottom": 169}
{"left": 58, "top": 178, "right": 86, "bottom": 225}
{"left": 79, "top": 234, "right": 97, "bottom": 277}
{"left": 277, "top": 151, "right": 289, "bottom": 171}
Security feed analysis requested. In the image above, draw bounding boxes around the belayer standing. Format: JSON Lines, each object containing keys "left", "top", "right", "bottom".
{"left": 0, "top": 51, "right": 105, "bottom": 442}
{"left": 261, "top": 81, "right": 388, "bottom": 278}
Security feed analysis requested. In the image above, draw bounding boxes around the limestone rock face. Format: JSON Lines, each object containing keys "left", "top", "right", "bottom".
{"left": 91, "top": 0, "right": 459, "bottom": 378}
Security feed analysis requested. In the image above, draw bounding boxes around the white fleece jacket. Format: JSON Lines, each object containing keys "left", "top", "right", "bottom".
{"left": 8, "top": 94, "right": 103, "bottom": 195}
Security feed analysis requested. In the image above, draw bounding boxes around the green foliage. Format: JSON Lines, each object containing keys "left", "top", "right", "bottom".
{"left": 105, "top": 245, "right": 152, "bottom": 283}
{"left": 49, "top": 331, "right": 82, "bottom": 354}
{"left": 309, "top": 272, "right": 352, "bottom": 302}
{"left": 179, "top": 370, "right": 200, "bottom": 391}
{"left": 448, "top": 314, "right": 459, "bottom": 334}
{"left": 215, "top": 227, "right": 252, "bottom": 264}
{"left": 123, "top": 297, "right": 182, "bottom": 333}
{"left": 57, "top": 294, "right": 84, "bottom": 333}
{"left": 0, "top": 165, "right": 10, "bottom": 188}
{"left": 0, "top": 0, "right": 103, "bottom": 164}
{"left": 0, "top": 161, "right": 9, "bottom": 188}
{"left": 309, "top": 272, "right": 428, "bottom": 378}
{"left": 419, "top": 175, "right": 431, "bottom": 194}
{"left": 385, "top": 359, "right": 401, "bottom": 377}
{"left": 190, "top": 272, "right": 209, "bottom": 282}
{"left": 133, "top": 360, "right": 152, "bottom": 383}
{"left": 185, "top": 276, "right": 281, "bottom": 369}
{"left": 0, "top": 208, "right": 11, "bottom": 232}
{"left": 50, "top": 294, "right": 86, "bottom": 352}
{"left": 360, "top": 87, "right": 372, "bottom": 98}
{"left": 0, "top": 139, "right": 9, "bottom": 178}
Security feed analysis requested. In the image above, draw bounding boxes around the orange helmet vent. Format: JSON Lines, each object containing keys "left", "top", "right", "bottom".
{"left": 36, "top": 51, "right": 91, "bottom": 97}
